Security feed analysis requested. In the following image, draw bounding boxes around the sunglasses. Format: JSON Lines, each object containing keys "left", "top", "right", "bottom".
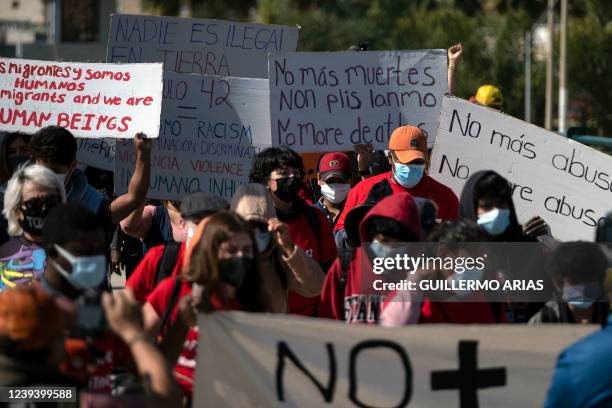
{"left": 20, "top": 196, "right": 61, "bottom": 213}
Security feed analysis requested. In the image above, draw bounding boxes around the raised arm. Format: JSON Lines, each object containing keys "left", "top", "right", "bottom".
{"left": 110, "top": 133, "right": 152, "bottom": 224}
{"left": 447, "top": 43, "right": 463, "bottom": 95}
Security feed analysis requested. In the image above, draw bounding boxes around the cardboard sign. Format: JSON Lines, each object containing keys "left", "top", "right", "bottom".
{"left": 0, "top": 58, "right": 162, "bottom": 138}
{"left": 114, "top": 72, "right": 271, "bottom": 201}
{"left": 195, "top": 311, "right": 596, "bottom": 407}
{"left": 77, "top": 138, "right": 116, "bottom": 171}
{"left": 107, "top": 14, "right": 299, "bottom": 78}
{"left": 429, "top": 96, "right": 612, "bottom": 241}
{"left": 269, "top": 50, "right": 448, "bottom": 151}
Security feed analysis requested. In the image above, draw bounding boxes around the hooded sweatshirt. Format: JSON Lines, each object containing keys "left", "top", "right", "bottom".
{"left": 459, "top": 170, "right": 533, "bottom": 242}
{"left": 318, "top": 192, "right": 421, "bottom": 323}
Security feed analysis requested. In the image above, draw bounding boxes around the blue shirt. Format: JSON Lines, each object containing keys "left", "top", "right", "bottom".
{"left": 544, "top": 313, "right": 612, "bottom": 408}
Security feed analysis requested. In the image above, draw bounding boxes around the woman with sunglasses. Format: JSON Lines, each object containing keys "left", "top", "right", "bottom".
{"left": 0, "top": 164, "right": 64, "bottom": 290}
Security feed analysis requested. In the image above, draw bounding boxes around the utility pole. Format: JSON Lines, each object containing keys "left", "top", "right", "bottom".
{"left": 558, "top": 0, "right": 568, "bottom": 133}
{"left": 545, "top": 0, "right": 554, "bottom": 130}
{"left": 524, "top": 31, "right": 532, "bottom": 123}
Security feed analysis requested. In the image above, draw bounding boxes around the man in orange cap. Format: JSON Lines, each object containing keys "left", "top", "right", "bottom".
{"left": 335, "top": 125, "right": 459, "bottom": 235}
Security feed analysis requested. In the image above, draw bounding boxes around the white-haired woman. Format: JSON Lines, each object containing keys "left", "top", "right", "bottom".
{"left": 0, "top": 164, "right": 65, "bottom": 290}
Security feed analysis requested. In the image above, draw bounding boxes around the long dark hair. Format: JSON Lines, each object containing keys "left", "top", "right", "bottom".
{"left": 184, "top": 211, "right": 265, "bottom": 312}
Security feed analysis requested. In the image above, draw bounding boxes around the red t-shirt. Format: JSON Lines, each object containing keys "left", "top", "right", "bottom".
{"left": 283, "top": 206, "right": 337, "bottom": 316}
{"left": 335, "top": 172, "right": 459, "bottom": 231}
{"left": 127, "top": 242, "right": 186, "bottom": 302}
{"left": 147, "top": 277, "right": 242, "bottom": 397}
{"left": 419, "top": 298, "right": 502, "bottom": 324}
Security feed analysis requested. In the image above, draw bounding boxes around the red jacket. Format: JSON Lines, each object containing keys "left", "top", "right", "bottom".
{"left": 335, "top": 171, "right": 459, "bottom": 231}
{"left": 283, "top": 203, "right": 337, "bottom": 316}
{"left": 319, "top": 192, "right": 421, "bottom": 323}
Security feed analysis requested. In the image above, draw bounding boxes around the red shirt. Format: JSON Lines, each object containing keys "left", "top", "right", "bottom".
{"left": 147, "top": 277, "right": 242, "bottom": 397}
{"left": 419, "top": 298, "right": 502, "bottom": 324}
{"left": 127, "top": 242, "right": 186, "bottom": 302}
{"left": 283, "top": 206, "right": 337, "bottom": 316}
{"left": 335, "top": 172, "right": 459, "bottom": 231}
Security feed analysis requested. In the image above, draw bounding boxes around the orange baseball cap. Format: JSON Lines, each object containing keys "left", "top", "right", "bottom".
{"left": 388, "top": 125, "right": 427, "bottom": 163}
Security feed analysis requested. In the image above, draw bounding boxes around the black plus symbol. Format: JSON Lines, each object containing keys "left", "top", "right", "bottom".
{"left": 431, "top": 340, "right": 506, "bottom": 408}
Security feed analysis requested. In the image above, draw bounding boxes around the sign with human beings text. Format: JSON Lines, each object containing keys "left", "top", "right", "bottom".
{"left": 269, "top": 50, "right": 448, "bottom": 151}
{"left": 429, "top": 96, "right": 612, "bottom": 241}
{"left": 0, "top": 58, "right": 163, "bottom": 138}
{"left": 194, "top": 311, "right": 595, "bottom": 407}
{"left": 107, "top": 14, "right": 299, "bottom": 78}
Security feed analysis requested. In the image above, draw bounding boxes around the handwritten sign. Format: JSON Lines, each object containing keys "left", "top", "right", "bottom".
{"left": 77, "top": 138, "right": 116, "bottom": 171}
{"left": 114, "top": 72, "right": 271, "bottom": 201}
{"left": 195, "top": 311, "right": 596, "bottom": 407}
{"left": 0, "top": 58, "right": 163, "bottom": 138}
{"left": 107, "top": 14, "right": 299, "bottom": 78}
{"left": 430, "top": 96, "right": 612, "bottom": 241}
{"left": 269, "top": 50, "right": 447, "bottom": 152}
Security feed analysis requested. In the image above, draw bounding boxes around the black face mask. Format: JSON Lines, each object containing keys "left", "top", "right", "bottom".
{"left": 217, "top": 256, "right": 254, "bottom": 288}
{"left": 18, "top": 196, "right": 61, "bottom": 236}
{"left": 273, "top": 177, "right": 302, "bottom": 203}
{"left": 8, "top": 156, "right": 30, "bottom": 173}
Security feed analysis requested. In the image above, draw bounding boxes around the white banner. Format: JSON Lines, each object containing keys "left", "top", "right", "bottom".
{"left": 0, "top": 58, "right": 163, "bottom": 138}
{"left": 107, "top": 14, "right": 299, "bottom": 78}
{"left": 114, "top": 72, "right": 271, "bottom": 201}
{"left": 429, "top": 96, "right": 612, "bottom": 241}
{"left": 269, "top": 50, "right": 447, "bottom": 151}
{"left": 195, "top": 312, "right": 596, "bottom": 407}
{"left": 77, "top": 138, "right": 116, "bottom": 171}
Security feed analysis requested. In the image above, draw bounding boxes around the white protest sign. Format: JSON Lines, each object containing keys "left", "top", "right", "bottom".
{"left": 115, "top": 72, "right": 271, "bottom": 201}
{"left": 268, "top": 50, "right": 447, "bottom": 152}
{"left": 0, "top": 58, "right": 162, "bottom": 138}
{"left": 195, "top": 311, "right": 596, "bottom": 407}
{"left": 429, "top": 96, "right": 612, "bottom": 241}
{"left": 77, "top": 138, "right": 116, "bottom": 171}
{"left": 107, "top": 14, "right": 299, "bottom": 78}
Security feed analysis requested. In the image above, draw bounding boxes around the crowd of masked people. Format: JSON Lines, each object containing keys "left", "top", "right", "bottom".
{"left": 0, "top": 119, "right": 609, "bottom": 406}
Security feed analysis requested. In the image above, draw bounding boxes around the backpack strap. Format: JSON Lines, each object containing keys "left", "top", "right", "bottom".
{"left": 338, "top": 247, "right": 355, "bottom": 285}
{"left": 364, "top": 178, "right": 393, "bottom": 206}
{"left": 155, "top": 242, "right": 182, "bottom": 286}
{"left": 303, "top": 205, "right": 322, "bottom": 256}
{"left": 156, "top": 276, "right": 183, "bottom": 340}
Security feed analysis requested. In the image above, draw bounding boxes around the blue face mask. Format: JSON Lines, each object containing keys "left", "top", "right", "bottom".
{"left": 561, "top": 283, "right": 601, "bottom": 310}
{"left": 393, "top": 163, "right": 425, "bottom": 188}
{"left": 52, "top": 244, "right": 107, "bottom": 290}
{"left": 255, "top": 229, "right": 272, "bottom": 253}
{"left": 477, "top": 208, "right": 511, "bottom": 236}
{"left": 369, "top": 239, "right": 401, "bottom": 260}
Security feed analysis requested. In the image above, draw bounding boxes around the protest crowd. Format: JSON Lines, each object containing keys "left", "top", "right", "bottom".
{"left": 0, "top": 11, "right": 611, "bottom": 408}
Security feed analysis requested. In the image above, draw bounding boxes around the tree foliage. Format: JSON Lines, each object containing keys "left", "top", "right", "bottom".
{"left": 144, "top": 0, "right": 611, "bottom": 135}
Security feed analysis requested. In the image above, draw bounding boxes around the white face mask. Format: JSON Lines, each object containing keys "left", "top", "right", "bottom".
{"left": 320, "top": 183, "right": 351, "bottom": 204}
